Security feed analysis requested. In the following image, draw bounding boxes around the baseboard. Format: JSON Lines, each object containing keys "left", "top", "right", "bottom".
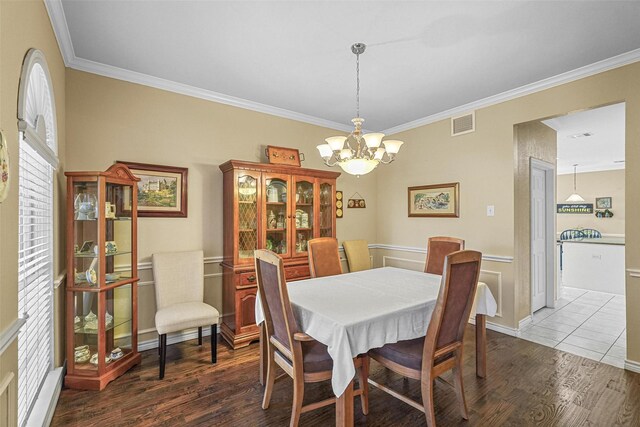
{"left": 485, "top": 322, "right": 518, "bottom": 337}
{"left": 138, "top": 325, "right": 221, "bottom": 352}
{"left": 518, "top": 315, "right": 533, "bottom": 331}
{"left": 624, "top": 359, "right": 640, "bottom": 373}
{"left": 468, "top": 317, "right": 518, "bottom": 337}
{"left": 26, "top": 364, "right": 64, "bottom": 427}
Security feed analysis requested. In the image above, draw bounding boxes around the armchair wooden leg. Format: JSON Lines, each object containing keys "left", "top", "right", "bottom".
{"left": 421, "top": 374, "right": 436, "bottom": 427}
{"left": 290, "top": 376, "right": 304, "bottom": 427}
{"left": 159, "top": 334, "right": 167, "bottom": 380}
{"left": 210, "top": 325, "right": 217, "bottom": 364}
{"left": 358, "top": 356, "right": 369, "bottom": 415}
{"left": 262, "top": 347, "right": 276, "bottom": 410}
{"left": 198, "top": 326, "right": 203, "bottom": 346}
{"left": 452, "top": 352, "right": 469, "bottom": 420}
{"left": 158, "top": 335, "right": 161, "bottom": 355}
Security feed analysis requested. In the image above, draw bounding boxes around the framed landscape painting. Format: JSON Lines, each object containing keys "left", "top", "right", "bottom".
{"left": 118, "top": 161, "right": 188, "bottom": 217}
{"left": 408, "top": 182, "right": 459, "bottom": 218}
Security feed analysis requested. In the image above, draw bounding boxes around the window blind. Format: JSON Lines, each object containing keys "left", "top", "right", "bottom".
{"left": 17, "top": 137, "right": 54, "bottom": 427}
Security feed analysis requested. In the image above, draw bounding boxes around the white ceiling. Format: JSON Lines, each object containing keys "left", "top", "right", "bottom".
{"left": 53, "top": 1, "right": 640, "bottom": 133}
{"left": 543, "top": 103, "right": 625, "bottom": 175}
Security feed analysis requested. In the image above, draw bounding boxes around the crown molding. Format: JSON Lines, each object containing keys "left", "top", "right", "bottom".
{"left": 382, "top": 48, "right": 640, "bottom": 136}
{"left": 45, "top": 0, "right": 640, "bottom": 137}
{"left": 44, "top": 0, "right": 75, "bottom": 67}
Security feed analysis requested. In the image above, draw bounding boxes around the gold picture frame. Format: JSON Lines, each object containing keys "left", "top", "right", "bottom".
{"left": 408, "top": 182, "right": 459, "bottom": 218}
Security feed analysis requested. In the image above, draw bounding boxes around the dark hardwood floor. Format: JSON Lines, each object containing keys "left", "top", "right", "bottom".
{"left": 52, "top": 326, "right": 640, "bottom": 426}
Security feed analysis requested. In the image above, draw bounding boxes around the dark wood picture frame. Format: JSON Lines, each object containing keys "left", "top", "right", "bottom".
{"left": 408, "top": 182, "right": 460, "bottom": 218}
{"left": 117, "top": 161, "right": 188, "bottom": 217}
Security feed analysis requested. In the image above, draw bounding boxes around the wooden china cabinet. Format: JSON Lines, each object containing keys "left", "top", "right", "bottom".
{"left": 64, "top": 163, "right": 141, "bottom": 390}
{"left": 219, "top": 160, "right": 340, "bottom": 349}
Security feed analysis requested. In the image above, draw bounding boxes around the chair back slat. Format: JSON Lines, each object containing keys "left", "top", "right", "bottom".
{"left": 308, "top": 238, "right": 343, "bottom": 278}
{"left": 425, "top": 237, "right": 465, "bottom": 275}
{"left": 255, "top": 250, "right": 299, "bottom": 353}
{"left": 425, "top": 250, "right": 482, "bottom": 357}
{"left": 560, "top": 229, "right": 585, "bottom": 240}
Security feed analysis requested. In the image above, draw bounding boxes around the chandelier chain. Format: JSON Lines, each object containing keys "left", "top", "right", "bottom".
{"left": 356, "top": 51, "right": 360, "bottom": 118}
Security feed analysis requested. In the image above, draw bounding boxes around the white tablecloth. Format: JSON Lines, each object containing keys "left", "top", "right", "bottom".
{"left": 255, "top": 266, "right": 497, "bottom": 397}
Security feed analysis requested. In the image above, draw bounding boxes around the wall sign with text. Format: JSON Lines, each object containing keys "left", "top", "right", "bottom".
{"left": 557, "top": 203, "right": 593, "bottom": 214}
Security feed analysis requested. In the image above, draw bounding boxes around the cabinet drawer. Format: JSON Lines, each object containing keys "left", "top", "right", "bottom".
{"left": 238, "top": 271, "right": 258, "bottom": 286}
{"left": 285, "top": 265, "right": 310, "bottom": 280}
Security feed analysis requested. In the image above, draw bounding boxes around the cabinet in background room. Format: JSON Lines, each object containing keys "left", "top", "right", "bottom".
{"left": 219, "top": 160, "right": 340, "bottom": 348}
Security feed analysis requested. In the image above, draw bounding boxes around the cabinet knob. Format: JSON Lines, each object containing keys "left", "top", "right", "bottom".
{"left": 247, "top": 275, "right": 256, "bottom": 282}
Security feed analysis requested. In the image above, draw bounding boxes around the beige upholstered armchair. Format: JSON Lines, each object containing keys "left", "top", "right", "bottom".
{"left": 152, "top": 250, "right": 220, "bottom": 379}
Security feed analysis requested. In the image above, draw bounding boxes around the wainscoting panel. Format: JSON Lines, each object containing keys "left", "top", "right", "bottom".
{"left": 0, "top": 372, "right": 16, "bottom": 427}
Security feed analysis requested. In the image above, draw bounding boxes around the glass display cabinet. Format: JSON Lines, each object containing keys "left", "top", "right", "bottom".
{"left": 219, "top": 160, "right": 339, "bottom": 349}
{"left": 64, "top": 163, "right": 141, "bottom": 390}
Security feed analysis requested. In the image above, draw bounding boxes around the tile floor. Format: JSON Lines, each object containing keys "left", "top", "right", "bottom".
{"left": 518, "top": 286, "right": 627, "bottom": 368}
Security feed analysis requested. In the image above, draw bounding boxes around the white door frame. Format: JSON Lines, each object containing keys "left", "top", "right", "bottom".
{"left": 530, "top": 158, "right": 556, "bottom": 313}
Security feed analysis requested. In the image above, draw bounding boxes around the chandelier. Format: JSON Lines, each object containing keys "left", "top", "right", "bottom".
{"left": 565, "top": 164, "right": 585, "bottom": 202}
{"left": 317, "top": 43, "right": 403, "bottom": 177}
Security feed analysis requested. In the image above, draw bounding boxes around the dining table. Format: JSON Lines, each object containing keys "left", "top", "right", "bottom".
{"left": 254, "top": 266, "right": 497, "bottom": 427}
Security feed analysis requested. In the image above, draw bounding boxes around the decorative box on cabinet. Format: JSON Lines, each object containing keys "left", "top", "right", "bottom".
{"left": 219, "top": 160, "right": 340, "bottom": 349}
{"left": 64, "top": 163, "right": 141, "bottom": 390}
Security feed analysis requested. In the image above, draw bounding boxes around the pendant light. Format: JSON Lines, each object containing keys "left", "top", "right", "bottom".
{"left": 566, "top": 164, "right": 585, "bottom": 202}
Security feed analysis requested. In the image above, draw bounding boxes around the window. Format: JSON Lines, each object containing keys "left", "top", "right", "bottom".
{"left": 16, "top": 49, "right": 58, "bottom": 427}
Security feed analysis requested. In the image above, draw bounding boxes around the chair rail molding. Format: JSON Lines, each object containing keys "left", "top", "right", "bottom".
{"left": 627, "top": 268, "right": 640, "bottom": 279}
{"left": 0, "top": 317, "right": 27, "bottom": 357}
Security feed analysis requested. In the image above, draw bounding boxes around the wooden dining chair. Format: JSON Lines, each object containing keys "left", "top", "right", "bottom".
{"left": 255, "top": 250, "right": 368, "bottom": 427}
{"left": 368, "top": 250, "right": 482, "bottom": 427}
{"left": 342, "top": 239, "right": 371, "bottom": 272}
{"left": 425, "top": 236, "right": 465, "bottom": 275}
{"left": 307, "top": 237, "right": 343, "bottom": 278}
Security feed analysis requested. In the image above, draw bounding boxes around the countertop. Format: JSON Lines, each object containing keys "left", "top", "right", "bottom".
{"left": 558, "top": 237, "right": 625, "bottom": 246}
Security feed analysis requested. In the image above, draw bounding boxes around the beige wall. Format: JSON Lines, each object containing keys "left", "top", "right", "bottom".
{"left": 380, "top": 62, "right": 640, "bottom": 364}
{"left": 0, "top": 0, "right": 66, "bottom": 423}
{"left": 513, "top": 121, "right": 557, "bottom": 322}
{"left": 65, "top": 69, "right": 378, "bottom": 344}
{"left": 557, "top": 169, "right": 625, "bottom": 235}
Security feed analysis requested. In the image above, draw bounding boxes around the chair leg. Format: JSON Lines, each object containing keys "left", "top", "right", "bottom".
{"left": 289, "top": 375, "right": 304, "bottom": 427}
{"left": 452, "top": 352, "right": 469, "bottom": 420}
{"left": 262, "top": 347, "right": 276, "bottom": 410}
{"left": 421, "top": 373, "right": 436, "bottom": 427}
{"left": 198, "top": 326, "right": 203, "bottom": 346}
{"left": 158, "top": 335, "right": 161, "bottom": 355}
{"left": 210, "top": 325, "right": 217, "bottom": 364}
{"left": 159, "top": 334, "right": 167, "bottom": 380}
{"left": 358, "top": 356, "right": 369, "bottom": 415}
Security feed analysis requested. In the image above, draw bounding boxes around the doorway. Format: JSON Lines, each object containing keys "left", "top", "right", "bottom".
{"left": 530, "top": 159, "right": 555, "bottom": 312}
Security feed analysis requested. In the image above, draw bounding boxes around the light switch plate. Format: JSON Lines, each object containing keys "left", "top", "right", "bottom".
{"left": 487, "top": 205, "right": 495, "bottom": 216}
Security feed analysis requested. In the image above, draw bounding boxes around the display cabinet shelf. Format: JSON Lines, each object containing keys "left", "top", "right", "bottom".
{"left": 64, "top": 163, "right": 141, "bottom": 391}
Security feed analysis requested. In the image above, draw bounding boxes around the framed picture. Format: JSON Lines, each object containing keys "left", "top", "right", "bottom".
{"left": 118, "top": 161, "right": 188, "bottom": 217}
{"left": 408, "top": 182, "right": 460, "bottom": 218}
{"left": 595, "top": 197, "right": 612, "bottom": 209}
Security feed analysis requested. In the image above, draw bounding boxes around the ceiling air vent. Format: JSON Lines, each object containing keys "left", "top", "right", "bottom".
{"left": 451, "top": 112, "right": 475, "bottom": 136}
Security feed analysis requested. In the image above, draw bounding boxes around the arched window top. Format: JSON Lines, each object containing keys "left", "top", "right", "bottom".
{"left": 17, "top": 49, "right": 58, "bottom": 168}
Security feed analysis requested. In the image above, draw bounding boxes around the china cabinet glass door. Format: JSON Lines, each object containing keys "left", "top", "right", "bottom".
{"left": 237, "top": 172, "right": 259, "bottom": 262}
{"left": 319, "top": 181, "right": 335, "bottom": 237}
{"left": 72, "top": 182, "right": 100, "bottom": 288}
{"left": 292, "top": 176, "right": 314, "bottom": 255}
{"left": 264, "top": 174, "right": 290, "bottom": 257}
